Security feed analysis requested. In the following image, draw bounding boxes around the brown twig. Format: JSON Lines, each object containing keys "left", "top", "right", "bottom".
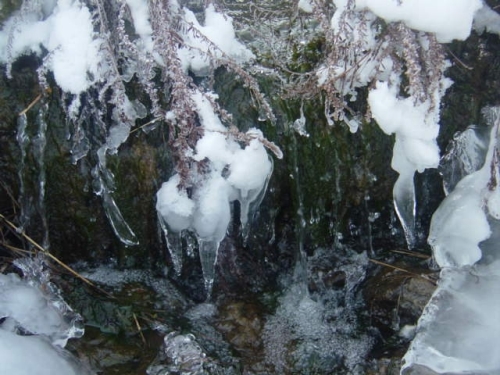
{"left": 133, "top": 313, "right": 147, "bottom": 345}
{"left": 0, "top": 213, "right": 104, "bottom": 291}
{"left": 18, "top": 93, "right": 42, "bottom": 116}
{"left": 390, "top": 249, "right": 430, "bottom": 259}
{"left": 369, "top": 258, "right": 437, "bottom": 285}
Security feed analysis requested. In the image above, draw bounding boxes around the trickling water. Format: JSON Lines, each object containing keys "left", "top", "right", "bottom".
{"left": 16, "top": 113, "right": 31, "bottom": 232}
{"left": 33, "top": 103, "right": 49, "bottom": 249}
{"left": 15, "top": 105, "right": 50, "bottom": 248}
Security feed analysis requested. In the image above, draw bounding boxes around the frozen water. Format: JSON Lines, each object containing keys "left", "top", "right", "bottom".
{"left": 0, "top": 256, "right": 89, "bottom": 375}
{"left": 403, "top": 108, "right": 500, "bottom": 374}
{"left": 0, "top": 329, "right": 90, "bottom": 375}
{"left": 368, "top": 81, "right": 443, "bottom": 248}
{"left": 147, "top": 332, "right": 206, "bottom": 375}
{"left": 156, "top": 91, "right": 274, "bottom": 293}
{"left": 440, "top": 125, "right": 489, "bottom": 195}
{"left": 402, "top": 263, "right": 500, "bottom": 374}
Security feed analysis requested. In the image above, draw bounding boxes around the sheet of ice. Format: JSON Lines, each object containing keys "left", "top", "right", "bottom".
{"left": 355, "top": 0, "right": 482, "bottom": 42}
{"left": 440, "top": 125, "right": 489, "bottom": 194}
{"left": 402, "top": 263, "right": 500, "bottom": 374}
{"left": 428, "top": 122, "right": 497, "bottom": 268}
{"left": 403, "top": 110, "right": 500, "bottom": 374}
{"left": 1, "top": 257, "right": 84, "bottom": 347}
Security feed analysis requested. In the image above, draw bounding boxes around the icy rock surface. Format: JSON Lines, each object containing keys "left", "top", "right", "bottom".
{"left": 402, "top": 109, "right": 500, "bottom": 374}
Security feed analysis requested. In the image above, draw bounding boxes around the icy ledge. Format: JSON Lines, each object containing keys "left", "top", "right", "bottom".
{"left": 402, "top": 109, "right": 500, "bottom": 374}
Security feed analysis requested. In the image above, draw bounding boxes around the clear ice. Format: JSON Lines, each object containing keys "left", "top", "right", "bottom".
{"left": 403, "top": 108, "right": 500, "bottom": 374}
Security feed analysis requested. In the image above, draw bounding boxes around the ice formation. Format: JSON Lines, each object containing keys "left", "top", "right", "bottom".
{"left": 0, "top": 256, "right": 89, "bottom": 375}
{"left": 147, "top": 332, "right": 207, "bottom": 375}
{"left": 156, "top": 92, "right": 273, "bottom": 293}
{"left": 402, "top": 109, "right": 500, "bottom": 374}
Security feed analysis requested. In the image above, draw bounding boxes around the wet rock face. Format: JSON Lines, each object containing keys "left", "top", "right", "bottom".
{"left": 363, "top": 258, "right": 437, "bottom": 368}
{"left": 214, "top": 300, "right": 266, "bottom": 372}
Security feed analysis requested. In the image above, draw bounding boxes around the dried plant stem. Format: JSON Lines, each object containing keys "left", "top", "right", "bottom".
{"left": 133, "top": 313, "right": 147, "bottom": 345}
{"left": 390, "top": 249, "right": 430, "bottom": 259}
{"left": 18, "top": 93, "right": 42, "bottom": 116}
{"left": 369, "top": 258, "right": 437, "bottom": 285}
{"left": 0, "top": 213, "right": 97, "bottom": 289}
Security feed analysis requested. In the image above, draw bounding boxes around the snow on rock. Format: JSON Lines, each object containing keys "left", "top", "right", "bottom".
{"left": 47, "top": 0, "right": 101, "bottom": 94}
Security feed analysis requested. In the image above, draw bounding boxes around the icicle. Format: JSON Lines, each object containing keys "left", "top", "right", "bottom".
{"left": 197, "top": 239, "right": 220, "bottom": 298}
{"left": 158, "top": 214, "right": 184, "bottom": 276}
{"left": 92, "top": 118, "right": 139, "bottom": 246}
{"left": 239, "top": 156, "right": 273, "bottom": 242}
{"left": 93, "top": 155, "right": 138, "bottom": 246}
{"left": 392, "top": 170, "right": 416, "bottom": 249}
{"left": 100, "top": 186, "right": 139, "bottom": 246}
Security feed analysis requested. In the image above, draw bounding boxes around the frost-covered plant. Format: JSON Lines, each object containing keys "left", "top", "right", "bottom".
{"left": 0, "top": 0, "right": 280, "bottom": 292}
